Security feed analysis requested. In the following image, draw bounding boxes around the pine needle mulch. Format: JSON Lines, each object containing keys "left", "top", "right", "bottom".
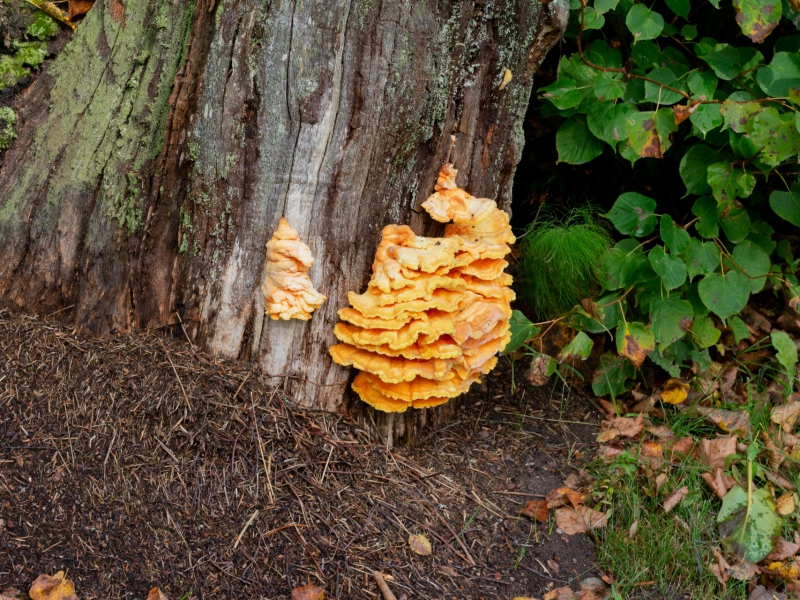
{"left": 0, "top": 308, "right": 600, "bottom": 599}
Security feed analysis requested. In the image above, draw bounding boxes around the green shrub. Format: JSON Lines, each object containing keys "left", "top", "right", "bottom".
{"left": 516, "top": 208, "right": 611, "bottom": 320}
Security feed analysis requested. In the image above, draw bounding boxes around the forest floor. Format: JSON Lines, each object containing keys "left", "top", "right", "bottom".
{"left": 0, "top": 308, "right": 622, "bottom": 600}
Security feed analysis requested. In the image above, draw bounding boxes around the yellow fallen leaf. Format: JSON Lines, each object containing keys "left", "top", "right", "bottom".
{"left": 764, "top": 561, "right": 800, "bottom": 581}
{"left": 29, "top": 572, "right": 77, "bottom": 600}
{"left": 772, "top": 401, "right": 800, "bottom": 433}
{"left": 777, "top": 492, "right": 797, "bottom": 516}
{"left": 408, "top": 533, "right": 432, "bottom": 556}
{"left": 660, "top": 378, "right": 689, "bottom": 404}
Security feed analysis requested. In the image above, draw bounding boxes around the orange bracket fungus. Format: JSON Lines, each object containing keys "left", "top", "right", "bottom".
{"left": 330, "top": 163, "right": 516, "bottom": 412}
{"left": 262, "top": 218, "right": 327, "bottom": 320}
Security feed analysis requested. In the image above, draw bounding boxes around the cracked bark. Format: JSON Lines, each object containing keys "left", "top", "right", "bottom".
{"left": 0, "top": 0, "right": 567, "bottom": 442}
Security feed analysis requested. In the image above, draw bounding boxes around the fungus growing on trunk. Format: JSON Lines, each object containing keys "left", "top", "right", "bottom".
{"left": 330, "top": 163, "right": 516, "bottom": 412}
{"left": 262, "top": 218, "right": 327, "bottom": 320}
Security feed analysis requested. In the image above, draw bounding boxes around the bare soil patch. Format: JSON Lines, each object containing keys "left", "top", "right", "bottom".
{"left": 0, "top": 308, "right": 602, "bottom": 599}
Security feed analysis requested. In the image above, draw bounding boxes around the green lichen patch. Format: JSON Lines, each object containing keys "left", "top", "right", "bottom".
{"left": 14, "top": 41, "right": 47, "bottom": 68}
{"left": 26, "top": 12, "right": 60, "bottom": 40}
{"left": 0, "top": 54, "right": 28, "bottom": 90}
{"left": 0, "top": 107, "right": 17, "bottom": 149}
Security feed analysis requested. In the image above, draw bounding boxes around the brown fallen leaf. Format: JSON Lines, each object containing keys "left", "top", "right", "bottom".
{"left": 596, "top": 413, "right": 644, "bottom": 443}
{"left": 729, "top": 560, "right": 759, "bottom": 581}
{"left": 408, "top": 533, "right": 432, "bottom": 556}
{"left": 547, "top": 559, "right": 561, "bottom": 574}
{"left": 660, "top": 378, "right": 689, "bottom": 405}
{"left": 777, "top": 492, "right": 797, "bottom": 516}
{"left": 773, "top": 402, "right": 800, "bottom": 433}
{"left": 766, "top": 470, "right": 796, "bottom": 491}
{"left": 291, "top": 584, "right": 325, "bottom": 600}
{"left": 662, "top": 486, "right": 689, "bottom": 513}
{"left": 639, "top": 441, "right": 664, "bottom": 470}
{"left": 543, "top": 586, "right": 577, "bottom": 600}
{"left": 67, "top": 0, "right": 94, "bottom": 19}
{"left": 556, "top": 506, "right": 609, "bottom": 535}
{"left": 702, "top": 472, "right": 725, "bottom": 499}
{"left": 669, "top": 436, "right": 696, "bottom": 459}
{"left": 765, "top": 538, "right": 800, "bottom": 562}
{"left": 29, "top": 572, "right": 78, "bottom": 600}
{"left": 563, "top": 471, "right": 594, "bottom": 490}
{"left": 749, "top": 585, "right": 788, "bottom": 600}
{"left": 145, "top": 589, "right": 168, "bottom": 600}
{"left": 696, "top": 407, "right": 751, "bottom": 437}
{"left": 527, "top": 354, "right": 554, "bottom": 386}
{"left": 597, "top": 444, "right": 623, "bottom": 461}
{"left": 598, "top": 399, "right": 616, "bottom": 416}
{"left": 697, "top": 436, "right": 738, "bottom": 469}
{"left": 546, "top": 487, "right": 575, "bottom": 509}
{"left": 0, "top": 590, "right": 21, "bottom": 600}
{"left": 763, "top": 432, "right": 784, "bottom": 470}
{"left": 710, "top": 547, "right": 731, "bottom": 590}
{"left": 655, "top": 472, "right": 668, "bottom": 493}
{"left": 521, "top": 499, "right": 549, "bottom": 523}
{"left": 647, "top": 425, "right": 675, "bottom": 440}
{"left": 629, "top": 520, "right": 639, "bottom": 538}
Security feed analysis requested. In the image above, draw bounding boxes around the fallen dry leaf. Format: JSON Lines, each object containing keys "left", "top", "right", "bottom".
{"left": 729, "top": 560, "right": 759, "bottom": 581}
{"left": 546, "top": 487, "right": 575, "bottom": 509}
{"left": 749, "top": 585, "right": 788, "bottom": 600}
{"left": 521, "top": 499, "right": 549, "bottom": 523}
{"left": 408, "top": 533, "right": 432, "bottom": 556}
{"left": 696, "top": 407, "right": 751, "bottom": 437}
{"left": 67, "top": 0, "right": 94, "bottom": 19}
{"left": 765, "top": 538, "right": 800, "bottom": 562}
{"left": 543, "top": 586, "right": 577, "bottom": 600}
{"left": 639, "top": 441, "right": 664, "bottom": 469}
{"left": 29, "top": 572, "right": 78, "bottom": 600}
{"left": 527, "top": 354, "right": 554, "bottom": 386}
{"left": 710, "top": 547, "right": 731, "bottom": 589}
{"left": 766, "top": 470, "right": 796, "bottom": 491}
{"left": 596, "top": 413, "right": 644, "bottom": 443}
{"left": 662, "top": 486, "right": 688, "bottom": 513}
{"left": 647, "top": 425, "right": 675, "bottom": 440}
{"left": 145, "top": 589, "right": 168, "bottom": 600}
{"left": 669, "top": 436, "right": 696, "bottom": 459}
{"left": 556, "top": 506, "right": 609, "bottom": 535}
{"left": 597, "top": 444, "right": 623, "bottom": 461}
{"left": 777, "top": 492, "right": 797, "bottom": 516}
{"left": 660, "top": 378, "right": 689, "bottom": 404}
{"left": 772, "top": 402, "right": 800, "bottom": 433}
{"left": 655, "top": 472, "right": 667, "bottom": 493}
{"left": 763, "top": 433, "right": 784, "bottom": 470}
{"left": 629, "top": 520, "right": 639, "bottom": 538}
{"left": 547, "top": 559, "right": 561, "bottom": 574}
{"left": 697, "top": 436, "right": 738, "bottom": 469}
{"left": 563, "top": 471, "right": 594, "bottom": 490}
{"left": 598, "top": 399, "right": 616, "bottom": 416}
{"left": 0, "top": 590, "right": 21, "bottom": 600}
{"left": 291, "top": 584, "right": 325, "bottom": 600}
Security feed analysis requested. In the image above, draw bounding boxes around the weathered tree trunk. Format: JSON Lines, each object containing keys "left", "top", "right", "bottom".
{"left": 0, "top": 0, "right": 566, "bottom": 437}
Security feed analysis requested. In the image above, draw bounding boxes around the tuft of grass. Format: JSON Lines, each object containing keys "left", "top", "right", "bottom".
{"left": 515, "top": 207, "right": 612, "bottom": 320}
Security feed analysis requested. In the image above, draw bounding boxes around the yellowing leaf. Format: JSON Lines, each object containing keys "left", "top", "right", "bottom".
{"left": 660, "top": 378, "right": 689, "bottom": 404}
{"left": 772, "top": 401, "right": 800, "bottom": 433}
{"left": 145, "top": 590, "right": 168, "bottom": 600}
{"left": 777, "top": 492, "right": 797, "bottom": 516}
{"left": 291, "top": 584, "right": 325, "bottom": 600}
{"left": 29, "top": 572, "right": 77, "bottom": 600}
{"left": 697, "top": 407, "right": 752, "bottom": 437}
{"left": 408, "top": 533, "right": 432, "bottom": 556}
{"left": 616, "top": 322, "right": 654, "bottom": 368}
{"left": 764, "top": 561, "right": 800, "bottom": 581}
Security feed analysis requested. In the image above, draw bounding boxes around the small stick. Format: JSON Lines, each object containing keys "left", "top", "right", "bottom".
{"left": 233, "top": 509, "right": 259, "bottom": 549}
{"left": 372, "top": 571, "right": 398, "bottom": 600}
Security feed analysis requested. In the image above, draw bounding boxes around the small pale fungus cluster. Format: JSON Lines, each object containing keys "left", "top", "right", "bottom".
{"left": 330, "top": 163, "right": 516, "bottom": 412}
{"left": 262, "top": 218, "right": 326, "bottom": 320}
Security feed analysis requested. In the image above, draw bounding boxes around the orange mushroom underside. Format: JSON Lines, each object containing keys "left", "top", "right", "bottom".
{"left": 329, "top": 163, "right": 517, "bottom": 413}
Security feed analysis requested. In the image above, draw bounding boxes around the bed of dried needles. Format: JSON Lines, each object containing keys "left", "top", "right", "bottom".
{"left": 0, "top": 308, "right": 601, "bottom": 599}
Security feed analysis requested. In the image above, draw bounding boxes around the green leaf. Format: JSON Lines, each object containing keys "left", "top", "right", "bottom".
{"left": 707, "top": 161, "right": 756, "bottom": 203}
{"left": 770, "top": 185, "right": 800, "bottom": 226}
{"left": 681, "top": 24, "right": 697, "bottom": 40}
{"left": 732, "top": 0, "right": 782, "bottom": 43}
{"left": 757, "top": 52, "right": 800, "bottom": 97}
{"left": 693, "top": 314, "right": 722, "bottom": 348}
{"left": 587, "top": 101, "right": 638, "bottom": 144}
{"left": 627, "top": 110, "right": 678, "bottom": 158}
{"left": 586, "top": 40, "right": 623, "bottom": 69}
{"left": 730, "top": 240, "right": 771, "bottom": 293}
{"left": 660, "top": 214, "right": 691, "bottom": 255}
{"left": 688, "top": 70, "right": 718, "bottom": 98}
{"left": 666, "top": 0, "right": 690, "bottom": 17}
{"left": 718, "top": 485, "right": 782, "bottom": 563}
{"left": 680, "top": 145, "right": 720, "bottom": 196}
{"left": 698, "top": 270, "right": 751, "bottom": 320}
{"left": 685, "top": 238, "right": 721, "bottom": 280}
{"left": 506, "top": 310, "right": 541, "bottom": 353}
{"left": 594, "top": 72, "right": 628, "bottom": 101}
{"left": 690, "top": 104, "right": 723, "bottom": 136}
{"left": 771, "top": 330, "right": 798, "bottom": 381}
{"left": 730, "top": 316, "right": 751, "bottom": 344}
{"left": 696, "top": 41, "right": 742, "bottom": 80}
{"left": 631, "top": 41, "right": 660, "bottom": 70}
{"left": 602, "top": 239, "right": 655, "bottom": 290}
{"left": 592, "top": 352, "right": 636, "bottom": 398}
{"left": 720, "top": 207, "right": 751, "bottom": 244}
{"left": 692, "top": 196, "right": 720, "bottom": 239}
{"left": 644, "top": 68, "right": 685, "bottom": 105}
{"left": 649, "top": 246, "right": 687, "bottom": 290}
{"left": 616, "top": 322, "right": 655, "bottom": 367}
{"left": 539, "top": 77, "right": 584, "bottom": 110}
{"left": 626, "top": 5, "right": 665, "bottom": 41}
{"left": 595, "top": 0, "right": 619, "bottom": 14}
{"left": 747, "top": 110, "right": 800, "bottom": 169}
{"left": 559, "top": 331, "right": 595, "bottom": 362}
{"left": 556, "top": 117, "right": 605, "bottom": 165}
{"left": 605, "top": 192, "right": 658, "bottom": 237}
{"left": 651, "top": 297, "right": 694, "bottom": 349}
{"left": 720, "top": 100, "right": 764, "bottom": 134}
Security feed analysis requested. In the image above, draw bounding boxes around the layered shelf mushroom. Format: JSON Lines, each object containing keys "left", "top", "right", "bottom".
{"left": 329, "top": 164, "right": 516, "bottom": 412}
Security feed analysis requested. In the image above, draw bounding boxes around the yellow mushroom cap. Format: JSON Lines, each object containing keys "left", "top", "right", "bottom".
{"left": 358, "top": 370, "right": 480, "bottom": 402}
{"left": 352, "top": 374, "right": 412, "bottom": 413}
{"left": 348, "top": 288, "right": 463, "bottom": 318}
{"left": 337, "top": 307, "right": 426, "bottom": 330}
{"left": 329, "top": 344, "right": 455, "bottom": 383}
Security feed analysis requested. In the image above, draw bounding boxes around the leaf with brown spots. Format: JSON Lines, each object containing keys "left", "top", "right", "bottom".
{"left": 659, "top": 378, "right": 689, "bottom": 405}
{"left": 521, "top": 499, "right": 549, "bottom": 522}
{"left": 291, "top": 584, "right": 325, "bottom": 600}
{"left": 733, "top": 0, "right": 782, "bottom": 43}
{"left": 556, "top": 506, "right": 609, "bottom": 535}
{"left": 616, "top": 322, "right": 654, "bottom": 368}
{"left": 29, "top": 572, "right": 78, "bottom": 600}
{"left": 408, "top": 533, "right": 432, "bottom": 556}
{"left": 697, "top": 407, "right": 752, "bottom": 437}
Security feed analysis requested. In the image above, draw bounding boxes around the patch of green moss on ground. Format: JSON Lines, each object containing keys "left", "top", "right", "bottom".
{"left": 0, "top": 107, "right": 17, "bottom": 149}
{"left": 14, "top": 41, "right": 47, "bottom": 67}
{"left": 26, "top": 13, "right": 59, "bottom": 39}
{"left": 0, "top": 55, "right": 28, "bottom": 90}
